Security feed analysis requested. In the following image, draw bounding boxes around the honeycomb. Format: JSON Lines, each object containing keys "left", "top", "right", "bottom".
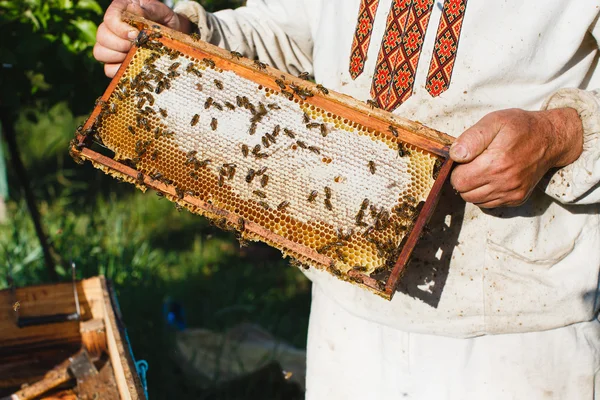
{"left": 72, "top": 20, "right": 452, "bottom": 299}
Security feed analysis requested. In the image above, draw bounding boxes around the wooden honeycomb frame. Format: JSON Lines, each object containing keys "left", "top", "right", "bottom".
{"left": 70, "top": 13, "right": 454, "bottom": 300}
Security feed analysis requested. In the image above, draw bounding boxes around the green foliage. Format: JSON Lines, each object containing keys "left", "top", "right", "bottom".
{"left": 0, "top": 0, "right": 112, "bottom": 115}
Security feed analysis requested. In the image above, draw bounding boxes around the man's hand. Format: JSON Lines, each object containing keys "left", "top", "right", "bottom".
{"left": 94, "top": 0, "right": 192, "bottom": 78}
{"left": 450, "top": 108, "right": 583, "bottom": 208}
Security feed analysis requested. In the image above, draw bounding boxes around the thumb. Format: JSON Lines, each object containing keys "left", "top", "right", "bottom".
{"left": 450, "top": 114, "right": 500, "bottom": 163}
{"left": 137, "top": 0, "right": 177, "bottom": 28}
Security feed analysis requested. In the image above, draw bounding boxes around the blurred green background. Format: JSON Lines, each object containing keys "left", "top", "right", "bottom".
{"left": 0, "top": 1, "right": 311, "bottom": 398}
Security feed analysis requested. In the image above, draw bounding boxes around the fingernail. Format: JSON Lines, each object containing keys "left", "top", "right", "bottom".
{"left": 128, "top": 30, "right": 139, "bottom": 40}
{"left": 451, "top": 144, "right": 468, "bottom": 160}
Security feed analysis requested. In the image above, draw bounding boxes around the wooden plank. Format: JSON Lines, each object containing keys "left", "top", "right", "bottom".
{"left": 99, "top": 278, "right": 145, "bottom": 399}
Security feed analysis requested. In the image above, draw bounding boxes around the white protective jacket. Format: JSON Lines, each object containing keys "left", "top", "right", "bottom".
{"left": 175, "top": 0, "right": 600, "bottom": 338}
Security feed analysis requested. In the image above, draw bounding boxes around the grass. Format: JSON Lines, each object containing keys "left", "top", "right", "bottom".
{"left": 0, "top": 102, "right": 311, "bottom": 399}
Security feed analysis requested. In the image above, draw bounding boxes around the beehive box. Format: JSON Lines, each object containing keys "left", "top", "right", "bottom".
{"left": 71, "top": 13, "right": 454, "bottom": 299}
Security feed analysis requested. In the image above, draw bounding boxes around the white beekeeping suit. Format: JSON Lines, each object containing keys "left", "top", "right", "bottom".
{"left": 174, "top": 1, "right": 600, "bottom": 399}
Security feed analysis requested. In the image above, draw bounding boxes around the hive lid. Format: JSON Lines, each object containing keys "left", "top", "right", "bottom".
{"left": 70, "top": 13, "right": 454, "bottom": 300}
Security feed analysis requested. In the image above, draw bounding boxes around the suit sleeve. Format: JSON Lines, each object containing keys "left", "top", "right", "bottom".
{"left": 539, "top": 14, "right": 600, "bottom": 205}
{"left": 173, "top": 0, "right": 314, "bottom": 75}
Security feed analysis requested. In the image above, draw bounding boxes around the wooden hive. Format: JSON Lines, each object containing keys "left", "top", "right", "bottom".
{"left": 70, "top": 13, "right": 454, "bottom": 300}
{"left": 0, "top": 277, "right": 145, "bottom": 399}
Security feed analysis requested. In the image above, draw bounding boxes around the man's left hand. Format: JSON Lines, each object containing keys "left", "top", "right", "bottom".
{"left": 449, "top": 108, "right": 583, "bottom": 208}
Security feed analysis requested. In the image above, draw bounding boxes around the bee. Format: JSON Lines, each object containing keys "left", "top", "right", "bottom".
{"left": 368, "top": 161, "right": 376, "bottom": 174}
{"left": 355, "top": 209, "right": 366, "bottom": 226}
{"left": 253, "top": 190, "right": 267, "bottom": 198}
{"left": 127, "top": 126, "right": 136, "bottom": 135}
{"left": 151, "top": 150, "right": 159, "bottom": 160}
{"left": 298, "top": 71, "right": 310, "bottom": 80}
{"left": 303, "top": 112, "right": 310, "bottom": 123}
{"left": 218, "top": 175, "right": 224, "bottom": 187}
{"left": 175, "top": 203, "right": 184, "bottom": 212}
{"left": 156, "top": 191, "right": 164, "bottom": 198}
{"left": 198, "top": 159, "right": 211, "bottom": 168}
{"left": 316, "top": 84, "right": 329, "bottom": 94}
{"left": 227, "top": 165, "right": 236, "bottom": 180}
{"left": 281, "top": 90, "right": 294, "bottom": 100}
{"left": 255, "top": 152, "right": 268, "bottom": 159}
{"left": 150, "top": 172, "right": 163, "bottom": 181}
{"left": 273, "top": 125, "right": 281, "bottom": 136}
{"left": 133, "top": 30, "right": 149, "bottom": 47}
{"left": 225, "top": 102, "right": 236, "bottom": 110}
{"left": 230, "top": 50, "right": 243, "bottom": 59}
{"left": 308, "top": 190, "right": 318, "bottom": 202}
{"left": 260, "top": 174, "right": 269, "bottom": 187}
{"left": 267, "top": 103, "right": 281, "bottom": 110}
{"left": 108, "top": 103, "right": 117, "bottom": 114}
{"left": 204, "top": 97, "right": 213, "bottom": 109}
{"left": 136, "top": 172, "right": 144, "bottom": 185}
{"left": 296, "top": 140, "right": 307, "bottom": 149}
{"left": 324, "top": 186, "right": 332, "bottom": 199}
{"left": 163, "top": 130, "right": 175, "bottom": 137}
{"left": 388, "top": 125, "right": 399, "bottom": 137}
{"left": 211, "top": 118, "right": 218, "bottom": 131}
{"left": 360, "top": 198, "right": 370, "bottom": 211}
{"left": 235, "top": 96, "right": 243, "bottom": 107}
{"left": 406, "top": 195, "right": 417, "bottom": 204}
{"left": 169, "top": 62, "right": 181, "bottom": 71}
{"left": 12, "top": 301, "right": 20, "bottom": 312}
{"left": 195, "top": 83, "right": 203, "bottom": 91}
{"left": 283, "top": 128, "right": 295, "bottom": 138}
{"left": 249, "top": 122, "right": 257, "bottom": 135}
{"left": 136, "top": 98, "right": 146, "bottom": 109}
{"left": 155, "top": 81, "right": 166, "bottom": 94}
{"left": 214, "top": 79, "right": 224, "bottom": 90}
{"left": 265, "top": 133, "right": 276, "bottom": 144}
{"left": 352, "top": 265, "right": 368, "bottom": 273}
{"left": 317, "top": 244, "right": 332, "bottom": 254}
{"left": 189, "top": 171, "right": 199, "bottom": 180}
{"left": 258, "top": 201, "right": 270, "bottom": 209}
{"left": 175, "top": 187, "right": 185, "bottom": 200}
{"left": 159, "top": 108, "right": 168, "bottom": 118}
{"left": 254, "top": 60, "right": 267, "bottom": 70}
{"left": 370, "top": 204, "right": 379, "bottom": 219}
{"left": 308, "top": 146, "right": 320, "bottom": 155}
{"left": 250, "top": 113, "right": 264, "bottom": 123}
{"left": 191, "top": 114, "right": 200, "bottom": 126}
{"left": 203, "top": 57, "right": 216, "bottom": 68}
{"left": 241, "top": 144, "right": 249, "bottom": 157}
{"left": 245, "top": 169, "right": 256, "bottom": 183}
{"left": 329, "top": 264, "right": 342, "bottom": 277}
{"left": 257, "top": 102, "right": 268, "bottom": 115}
{"left": 262, "top": 136, "right": 270, "bottom": 148}
{"left": 212, "top": 102, "right": 223, "bottom": 111}
{"left": 190, "top": 32, "right": 201, "bottom": 41}
{"left": 167, "top": 70, "right": 180, "bottom": 79}
{"left": 366, "top": 99, "right": 379, "bottom": 109}
{"left": 277, "top": 200, "right": 290, "bottom": 211}
{"left": 306, "top": 122, "right": 320, "bottom": 129}
{"left": 252, "top": 145, "right": 261, "bottom": 155}
{"left": 191, "top": 68, "right": 203, "bottom": 78}
{"left": 398, "top": 143, "right": 409, "bottom": 157}
{"left": 275, "top": 78, "right": 287, "bottom": 90}
{"left": 320, "top": 124, "right": 328, "bottom": 137}
{"left": 256, "top": 166, "right": 267, "bottom": 175}
{"left": 335, "top": 249, "right": 346, "bottom": 262}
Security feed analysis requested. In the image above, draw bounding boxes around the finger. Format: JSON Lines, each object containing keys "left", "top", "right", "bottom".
{"left": 94, "top": 43, "right": 128, "bottom": 64}
{"left": 139, "top": 0, "right": 177, "bottom": 27}
{"left": 450, "top": 113, "right": 502, "bottom": 164}
{"left": 475, "top": 198, "right": 511, "bottom": 209}
{"left": 104, "top": 0, "right": 141, "bottom": 41}
{"left": 459, "top": 184, "right": 497, "bottom": 204}
{"left": 104, "top": 63, "right": 122, "bottom": 78}
{"left": 96, "top": 23, "right": 133, "bottom": 53}
{"left": 450, "top": 155, "right": 494, "bottom": 193}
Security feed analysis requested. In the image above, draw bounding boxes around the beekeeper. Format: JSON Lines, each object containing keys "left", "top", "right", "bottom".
{"left": 94, "top": 1, "right": 600, "bottom": 398}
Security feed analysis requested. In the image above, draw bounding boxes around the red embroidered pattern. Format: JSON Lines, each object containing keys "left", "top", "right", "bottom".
{"left": 349, "top": 0, "right": 381, "bottom": 79}
{"left": 371, "top": 0, "right": 435, "bottom": 111}
{"left": 426, "top": 0, "right": 468, "bottom": 97}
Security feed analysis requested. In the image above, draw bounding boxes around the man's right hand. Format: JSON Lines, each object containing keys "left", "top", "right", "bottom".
{"left": 94, "top": 0, "right": 192, "bottom": 78}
